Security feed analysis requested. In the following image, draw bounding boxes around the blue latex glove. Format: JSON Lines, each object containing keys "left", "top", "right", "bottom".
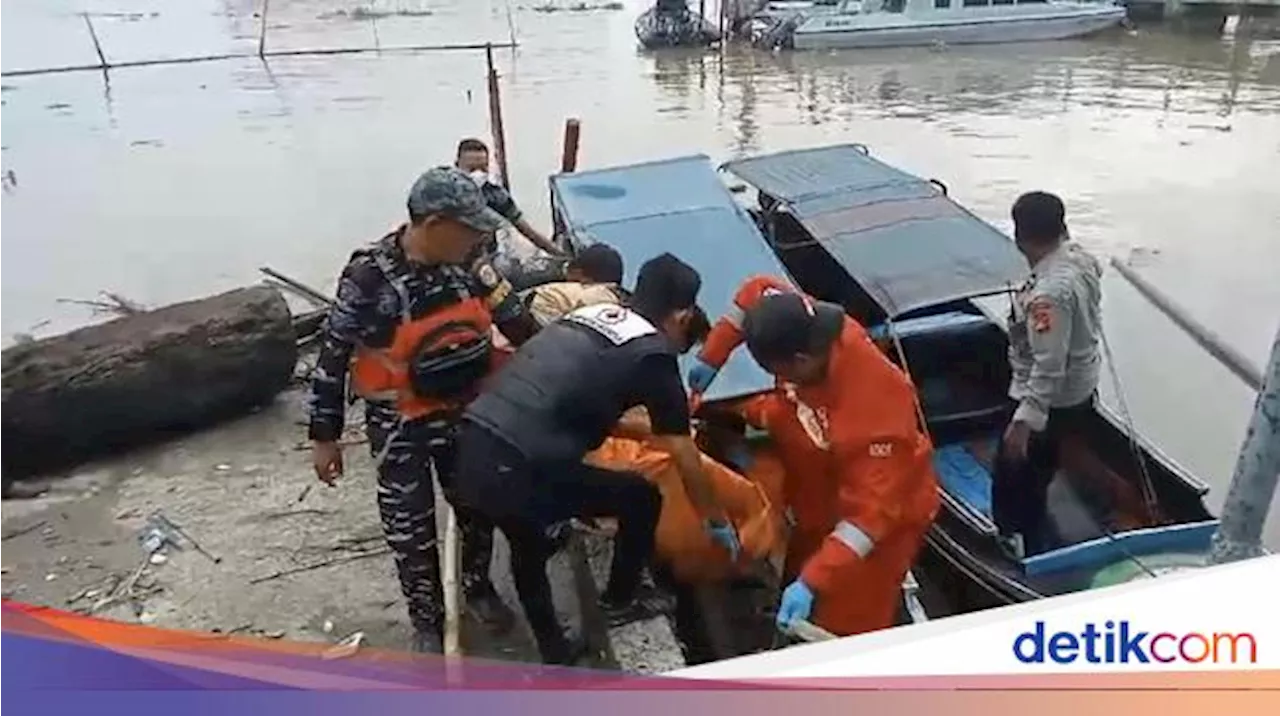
{"left": 776, "top": 580, "right": 815, "bottom": 629}
{"left": 704, "top": 519, "right": 742, "bottom": 562}
{"left": 687, "top": 358, "right": 719, "bottom": 394}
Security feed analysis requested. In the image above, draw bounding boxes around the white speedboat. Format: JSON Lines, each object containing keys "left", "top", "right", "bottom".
{"left": 759, "top": 0, "right": 1127, "bottom": 50}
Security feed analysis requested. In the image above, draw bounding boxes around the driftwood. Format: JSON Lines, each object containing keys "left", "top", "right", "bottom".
{"left": 2, "top": 285, "right": 297, "bottom": 479}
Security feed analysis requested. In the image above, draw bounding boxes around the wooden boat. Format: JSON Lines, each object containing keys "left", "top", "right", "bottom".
{"left": 719, "top": 144, "right": 1220, "bottom": 611}
{"left": 752, "top": 0, "right": 1126, "bottom": 51}
{"left": 548, "top": 154, "right": 929, "bottom": 660}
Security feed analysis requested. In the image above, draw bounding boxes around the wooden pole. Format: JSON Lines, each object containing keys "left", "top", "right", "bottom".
{"left": 552, "top": 118, "right": 582, "bottom": 244}
{"left": 81, "top": 13, "right": 108, "bottom": 69}
{"left": 1208, "top": 325, "right": 1280, "bottom": 565}
{"left": 485, "top": 44, "right": 512, "bottom": 190}
{"left": 1109, "top": 257, "right": 1264, "bottom": 392}
{"left": 787, "top": 619, "right": 838, "bottom": 643}
{"left": 2, "top": 42, "right": 518, "bottom": 79}
{"left": 258, "top": 0, "right": 271, "bottom": 58}
{"left": 560, "top": 118, "right": 582, "bottom": 173}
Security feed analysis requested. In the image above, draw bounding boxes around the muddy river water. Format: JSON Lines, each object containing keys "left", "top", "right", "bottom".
{"left": 3, "top": 1, "right": 1279, "bottom": 543}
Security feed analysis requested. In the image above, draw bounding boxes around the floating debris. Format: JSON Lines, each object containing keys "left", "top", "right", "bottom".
{"left": 318, "top": 7, "right": 434, "bottom": 21}
{"left": 321, "top": 632, "right": 365, "bottom": 660}
{"left": 531, "top": 2, "right": 624, "bottom": 12}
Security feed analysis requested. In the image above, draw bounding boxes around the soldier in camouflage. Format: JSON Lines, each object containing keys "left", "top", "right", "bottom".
{"left": 993, "top": 191, "right": 1104, "bottom": 558}
{"left": 308, "top": 166, "right": 540, "bottom": 654}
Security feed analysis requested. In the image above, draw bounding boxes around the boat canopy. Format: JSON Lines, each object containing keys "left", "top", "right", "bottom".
{"left": 549, "top": 154, "right": 790, "bottom": 404}
{"left": 722, "top": 144, "right": 1030, "bottom": 318}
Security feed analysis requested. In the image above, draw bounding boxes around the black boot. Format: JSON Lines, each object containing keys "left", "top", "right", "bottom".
{"left": 598, "top": 583, "right": 674, "bottom": 628}
{"left": 466, "top": 582, "right": 517, "bottom": 634}
{"left": 411, "top": 628, "right": 444, "bottom": 654}
{"left": 0, "top": 479, "right": 45, "bottom": 502}
{"left": 535, "top": 628, "right": 590, "bottom": 666}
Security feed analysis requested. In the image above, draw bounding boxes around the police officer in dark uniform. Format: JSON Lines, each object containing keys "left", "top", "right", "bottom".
{"left": 308, "top": 166, "right": 540, "bottom": 655}
{"left": 452, "top": 253, "right": 740, "bottom": 665}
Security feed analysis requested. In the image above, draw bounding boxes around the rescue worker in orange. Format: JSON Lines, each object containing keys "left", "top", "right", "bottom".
{"left": 308, "top": 166, "right": 540, "bottom": 655}
{"left": 689, "top": 275, "right": 831, "bottom": 577}
{"left": 689, "top": 278, "right": 939, "bottom": 637}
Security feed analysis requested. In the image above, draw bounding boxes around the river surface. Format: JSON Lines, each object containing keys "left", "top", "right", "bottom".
{"left": 3, "top": 1, "right": 1279, "bottom": 544}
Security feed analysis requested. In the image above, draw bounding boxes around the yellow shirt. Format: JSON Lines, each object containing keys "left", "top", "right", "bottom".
{"left": 527, "top": 282, "right": 623, "bottom": 326}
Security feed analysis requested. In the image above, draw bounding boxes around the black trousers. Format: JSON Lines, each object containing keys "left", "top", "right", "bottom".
{"left": 365, "top": 403, "right": 497, "bottom": 636}
{"left": 991, "top": 397, "right": 1094, "bottom": 555}
{"left": 454, "top": 423, "right": 663, "bottom": 661}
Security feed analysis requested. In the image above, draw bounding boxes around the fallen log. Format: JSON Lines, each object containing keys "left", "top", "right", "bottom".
{"left": 2, "top": 285, "right": 298, "bottom": 480}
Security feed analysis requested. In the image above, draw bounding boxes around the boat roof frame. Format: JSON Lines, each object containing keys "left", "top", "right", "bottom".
{"left": 548, "top": 153, "right": 796, "bottom": 405}
{"left": 720, "top": 143, "right": 1030, "bottom": 320}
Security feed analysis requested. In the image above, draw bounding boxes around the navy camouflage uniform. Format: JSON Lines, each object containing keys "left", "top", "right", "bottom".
{"left": 309, "top": 171, "right": 533, "bottom": 641}
{"left": 468, "top": 180, "right": 522, "bottom": 264}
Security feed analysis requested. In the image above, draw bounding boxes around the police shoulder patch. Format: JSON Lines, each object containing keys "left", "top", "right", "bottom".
{"left": 1028, "top": 297, "right": 1057, "bottom": 334}
{"left": 475, "top": 262, "right": 500, "bottom": 289}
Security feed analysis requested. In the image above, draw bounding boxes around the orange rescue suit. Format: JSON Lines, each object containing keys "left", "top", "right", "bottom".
{"left": 701, "top": 275, "right": 940, "bottom": 637}
{"left": 699, "top": 274, "right": 801, "bottom": 371}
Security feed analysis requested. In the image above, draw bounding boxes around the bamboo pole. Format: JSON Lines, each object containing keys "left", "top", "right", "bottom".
{"left": 786, "top": 619, "right": 837, "bottom": 643}
{"left": 442, "top": 499, "right": 463, "bottom": 682}
{"left": 1109, "top": 257, "right": 1264, "bottom": 392}
{"left": 1208, "top": 325, "right": 1280, "bottom": 565}
{"left": 1, "top": 42, "right": 519, "bottom": 79}
{"left": 258, "top": 0, "right": 271, "bottom": 58}
{"left": 1110, "top": 257, "right": 1277, "bottom": 564}
{"left": 81, "top": 13, "right": 108, "bottom": 69}
{"left": 485, "top": 44, "right": 512, "bottom": 190}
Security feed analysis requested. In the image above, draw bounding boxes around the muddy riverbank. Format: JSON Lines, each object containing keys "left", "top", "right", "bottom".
{"left": 0, "top": 387, "right": 559, "bottom": 662}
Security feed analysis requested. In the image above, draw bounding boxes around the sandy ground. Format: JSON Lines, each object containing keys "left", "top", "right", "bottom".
{"left": 0, "top": 386, "right": 592, "bottom": 664}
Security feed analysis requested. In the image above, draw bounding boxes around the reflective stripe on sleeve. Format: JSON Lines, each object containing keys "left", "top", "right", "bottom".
{"left": 831, "top": 520, "right": 875, "bottom": 558}
{"left": 723, "top": 303, "right": 745, "bottom": 330}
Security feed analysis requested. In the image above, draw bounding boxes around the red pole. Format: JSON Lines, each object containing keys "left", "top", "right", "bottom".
{"left": 560, "top": 118, "right": 581, "bottom": 173}
{"left": 552, "top": 118, "right": 581, "bottom": 241}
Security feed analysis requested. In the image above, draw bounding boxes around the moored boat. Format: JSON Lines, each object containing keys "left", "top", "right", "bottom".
{"left": 754, "top": 0, "right": 1127, "bottom": 50}
{"left": 547, "top": 153, "right": 931, "bottom": 660}
{"left": 719, "top": 143, "right": 1226, "bottom": 611}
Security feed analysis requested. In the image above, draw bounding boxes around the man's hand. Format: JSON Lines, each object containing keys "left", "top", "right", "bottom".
{"left": 687, "top": 358, "right": 718, "bottom": 394}
{"left": 312, "top": 441, "right": 344, "bottom": 485}
{"left": 515, "top": 219, "right": 567, "bottom": 257}
{"left": 1002, "top": 420, "right": 1032, "bottom": 464}
{"left": 776, "top": 580, "right": 815, "bottom": 628}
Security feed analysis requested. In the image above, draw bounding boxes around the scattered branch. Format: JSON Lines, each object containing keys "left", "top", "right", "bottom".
{"left": 248, "top": 547, "right": 391, "bottom": 584}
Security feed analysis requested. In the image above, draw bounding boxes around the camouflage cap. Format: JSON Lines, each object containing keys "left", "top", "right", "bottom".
{"left": 405, "top": 166, "right": 504, "bottom": 233}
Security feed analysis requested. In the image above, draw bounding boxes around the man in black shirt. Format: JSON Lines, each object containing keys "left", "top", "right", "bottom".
{"left": 454, "top": 253, "right": 739, "bottom": 664}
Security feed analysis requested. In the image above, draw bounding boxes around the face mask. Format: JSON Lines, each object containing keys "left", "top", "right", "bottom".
{"left": 468, "top": 170, "right": 489, "bottom": 187}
